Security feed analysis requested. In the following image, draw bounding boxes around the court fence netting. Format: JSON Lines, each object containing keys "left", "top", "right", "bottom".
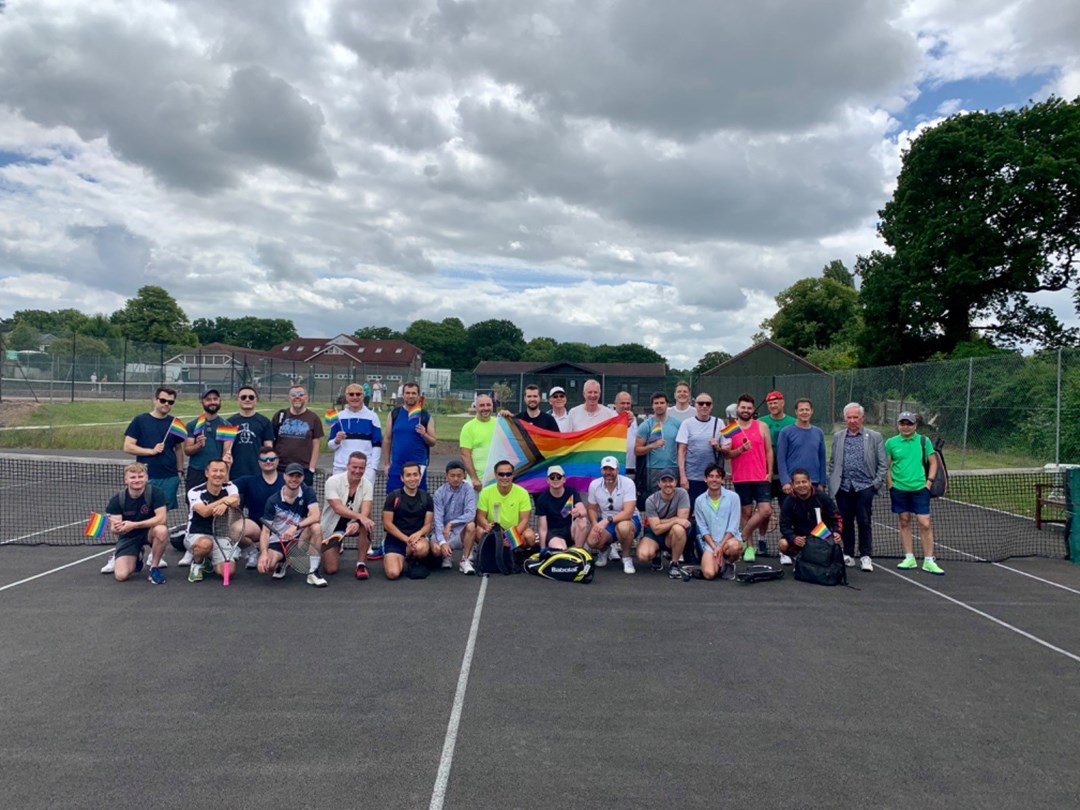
{"left": 0, "top": 452, "right": 1075, "bottom": 563}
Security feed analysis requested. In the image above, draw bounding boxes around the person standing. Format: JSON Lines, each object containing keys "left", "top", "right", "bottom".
{"left": 726, "top": 394, "right": 774, "bottom": 561}
{"left": 499, "top": 383, "right": 559, "bottom": 432}
{"left": 886, "top": 412, "right": 944, "bottom": 575}
{"left": 459, "top": 394, "right": 496, "bottom": 492}
{"left": 271, "top": 386, "right": 323, "bottom": 487}
{"left": 636, "top": 391, "right": 680, "bottom": 491}
{"left": 548, "top": 386, "right": 571, "bottom": 432}
{"left": 327, "top": 383, "right": 382, "bottom": 481}
{"left": 567, "top": 379, "right": 615, "bottom": 431}
{"left": 227, "top": 385, "right": 275, "bottom": 479}
{"left": 776, "top": 398, "right": 827, "bottom": 496}
{"left": 614, "top": 391, "right": 637, "bottom": 479}
{"left": 761, "top": 391, "right": 796, "bottom": 504}
{"left": 827, "top": 402, "right": 887, "bottom": 573}
{"left": 383, "top": 382, "right": 437, "bottom": 492}
{"left": 371, "top": 379, "right": 384, "bottom": 411}
{"left": 183, "top": 388, "right": 233, "bottom": 493}
{"left": 669, "top": 381, "right": 695, "bottom": 423}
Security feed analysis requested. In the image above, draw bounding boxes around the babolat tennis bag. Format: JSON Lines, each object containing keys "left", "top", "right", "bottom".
{"left": 476, "top": 527, "right": 516, "bottom": 576}
{"left": 524, "top": 547, "right": 595, "bottom": 583}
{"left": 735, "top": 562, "right": 784, "bottom": 583}
{"left": 793, "top": 537, "right": 847, "bottom": 586}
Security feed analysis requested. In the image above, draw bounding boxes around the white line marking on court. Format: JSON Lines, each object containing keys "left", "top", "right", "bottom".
{"left": 429, "top": 576, "right": 488, "bottom": 810}
{"left": 0, "top": 548, "right": 114, "bottom": 592}
{"left": 1, "top": 520, "right": 89, "bottom": 545}
{"left": 880, "top": 566, "right": 1080, "bottom": 664}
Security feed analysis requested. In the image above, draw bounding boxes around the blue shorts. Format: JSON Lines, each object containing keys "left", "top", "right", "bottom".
{"left": 734, "top": 481, "right": 771, "bottom": 506}
{"left": 149, "top": 476, "right": 180, "bottom": 510}
{"left": 890, "top": 487, "right": 931, "bottom": 516}
{"left": 603, "top": 515, "right": 642, "bottom": 541}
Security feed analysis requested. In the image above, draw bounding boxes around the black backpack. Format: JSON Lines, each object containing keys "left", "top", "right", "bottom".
{"left": 921, "top": 436, "right": 948, "bottom": 498}
{"left": 476, "top": 527, "right": 516, "bottom": 576}
{"left": 793, "top": 537, "right": 847, "bottom": 586}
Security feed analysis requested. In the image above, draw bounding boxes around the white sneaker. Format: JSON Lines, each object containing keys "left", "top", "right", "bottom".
{"left": 178, "top": 550, "right": 194, "bottom": 567}
{"left": 621, "top": 556, "right": 635, "bottom": 575}
{"left": 843, "top": 554, "right": 856, "bottom": 567}
{"left": 607, "top": 545, "right": 620, "bottom": 561}
{"left": 100, "top": 554, "right": 116, "bottom": 574}
{"left": 306, "top": 572, "right": 328, "bottom": 588}
{"left": 860, "top": 555, "right": 874, "bottom": 572}
{"left": 441, "top": 556, "right": 453, "bottom": 569}
{"left": 594, "top": 549, "right": 609, "bottom": 567}
{"left": 245, "top": 547, "right": 259, "bottom": 569}
{"left": 779, "top": 553, "right": 793, "bottom": 566}
{"left": 272, "top": 561, "right": 288, "bottom": 579}
{"left": 459, "top": 558, "right": 476, "bottom": 575}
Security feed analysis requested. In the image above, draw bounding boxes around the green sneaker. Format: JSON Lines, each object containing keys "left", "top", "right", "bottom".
{"left": 188, "top": 562, "right": 204, "bottom": 582}
{"left": 896, "top": 556, "right": 918, "bottom": 570}
{"left": 742, "top": 545, "right": 756, "bottom": 562}
{"left": 922, "top": 559, "right": 945, "bottom": 576}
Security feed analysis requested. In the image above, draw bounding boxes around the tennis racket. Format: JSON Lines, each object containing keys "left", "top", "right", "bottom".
{"left": 211, "top": 505, "right": 246, "bottom": 586}
{"left": 264, "top": 511, "right": 323, "bottom": 575}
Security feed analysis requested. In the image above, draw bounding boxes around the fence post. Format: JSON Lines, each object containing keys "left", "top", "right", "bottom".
{"left": 70, "top": 331, "right": 77, "bottom": 402}
{"left": 961, "top": 357, "right": 973, "bottom": 470}
{"left": 122, "top": 338, "right": 128, "bottom": 401}
{"left": 898, "top": 365, "right": 906, "bottom": 415}
{"left": 1056, "top": 347, "right": 1062, "bottom": 466}
{"left": 159, "top": 343, "right": 164, "bottom": 387}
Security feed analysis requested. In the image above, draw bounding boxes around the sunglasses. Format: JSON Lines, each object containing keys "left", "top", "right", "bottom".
{"left": 346, "top": 392, "right": 362, "bottom": 397}
{"left": 259, "top": 455, "right": 278, "bottom": 462}
{"left": 496, "top": 471, "right": 514, "bottom": 478}
{"left": 548, "top": 474, "right": 564, "bottom": 480}
{"left": 607, "top": 497, "right": 614, "bottom": 509}
{"left": 695, "top": 401, "right": 713, "bottom": 406}
{"left": 289, "top": 391, "right": 306, "bottom": 398}
{"left": 157, "top": 397, "right": 175, "bottom": 405}
{"left": 238, "top": 394, "right": 256, "bottom": 401}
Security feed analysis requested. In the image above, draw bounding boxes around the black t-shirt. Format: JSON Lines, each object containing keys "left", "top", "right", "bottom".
{"left": 534, "top": 486, "right": 582, "bottom": 537}
{"left": 262, "top": 484, "right": 319, "bottom": 539}
{"left": 233, "top": 473, "right": 284, "bottom": 519}
{"left": 124, "top": 413, "right": 183, "bottom": 479}
{"left": 383, "top": 488, "right": 434, "bottom": 536}
{"left": 105, "top": 486, "right": 168, "bottom": 541}
{"left": 185, "top": 482, "right": 239, "bottom": 536}
{"left": 227, "top": 412, "right": 275, "bottom": 478}
{"left": 515, "top": 411, "right": 560, "bottom": 432}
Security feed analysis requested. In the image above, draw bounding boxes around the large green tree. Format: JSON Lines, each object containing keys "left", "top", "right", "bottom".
{"left": 110, "top": 285, "right": 198, "bottom": 346}
{"left": 193, "top": 316, "right": 297, "bottom": 349}
{"left": 353, "top": 325, "right": 403, "bottom": 340}
{"left": 403, "top": 317, "right": 470, "bottom": 368}
{"left": 762, "top": 263, "right": 861, "bottom": 359}
{"left": 520, "top": 336, "right": 560, "bottom": 362}
{"left": 591, "top": 343, "right": 667, "bottom": 365}
{"left": 466, "top": 319, "right": 525, "bottom": 365}
{"left": 858, "top": 97, "right": 1080, "bottom": 366}
{"left": 692, "top": 350, "right": 733, "bottom": 375}
{"left": 13, "top": 308, "right": 90, "bottom": 335}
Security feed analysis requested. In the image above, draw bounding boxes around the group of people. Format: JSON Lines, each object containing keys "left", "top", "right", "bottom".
{"left": 102, "top": 378, "right": 944, "bottom": 587}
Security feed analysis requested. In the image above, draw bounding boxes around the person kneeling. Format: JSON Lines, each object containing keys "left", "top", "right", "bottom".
{"left": 693, "top": 464, "right": 743, "bottom": 581}
{"left": 256, "top": 463, "right": 326, "bottom": 587}
{"left": 381, "top": 461, "right": 434, "bottom": 580}
{"left": 106, "top": 463, "right": 170, "bottom": 584}
{"left": 778, "top": 468, "right": 842, "bottom": 566}
{"left": 637, "top": 471, "right": 692, "bottom": 579}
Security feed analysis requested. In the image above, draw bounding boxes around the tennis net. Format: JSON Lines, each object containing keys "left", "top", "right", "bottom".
{"left": 0, "top": 452, "right": 1072, "bottom": 562}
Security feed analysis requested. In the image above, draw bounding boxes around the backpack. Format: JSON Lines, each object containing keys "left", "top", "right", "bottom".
{"left": 921, "top": 436, "right": 948, "bottom": 498}
{"left": 793, "top": 536, "right": 847, "bottom": 586}
{"left": 524, "top": 547, "right": 595, "bottom": 583}
{"left": 476, "top": 527, "right": 516, "bottom": 575}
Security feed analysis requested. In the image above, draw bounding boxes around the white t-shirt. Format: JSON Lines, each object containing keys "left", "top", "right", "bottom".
{"left": 568, "top": 404, "right": 616, "bottom": 432}
{"left": 675, "top": 416, "right": 730, "bottom": 481}
{"left": 587, "top": 475, "right": 639, "bottom": 520}
{"left": 320, "top": 472, "right": 374, "bottom": 537}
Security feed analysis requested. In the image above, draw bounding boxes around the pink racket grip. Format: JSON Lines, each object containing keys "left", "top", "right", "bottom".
{"left": 223, "top": 562, "right": 230, "bottom": 587}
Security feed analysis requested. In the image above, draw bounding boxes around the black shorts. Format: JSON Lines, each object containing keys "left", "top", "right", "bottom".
{"left": 642, "top": 527, "right": 669, "bottom": 551}
{"left": 734, "top": 481, "right": 771, "bottom": 506}
{"left": 114, "top": 533, "right": 149, "bottom": 558}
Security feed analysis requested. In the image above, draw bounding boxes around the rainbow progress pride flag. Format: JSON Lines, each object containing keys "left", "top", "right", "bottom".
{"left": 481, "top": 415, "right": 627, "bottom": 495}
{"left": 168, "top": 418, "right": 189, "bottom": 440}
{"left": 720, "top": 422, "right": 743, "bottom": 442}
{"left": 504, "top": 525, "right": 524, "bottom": 549}
{"left": 215, "top": 425, "right": 239, "bottom": 441}
{"left": 810, "top": 522, "right": 832, "bottom": 540}
{"left": 85, "top": 512, "right": 107, "bottom": 538}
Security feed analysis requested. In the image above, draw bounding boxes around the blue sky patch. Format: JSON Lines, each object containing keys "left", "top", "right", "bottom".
{"left": 900, "top": 71, "right": 1056, "bottom": 129}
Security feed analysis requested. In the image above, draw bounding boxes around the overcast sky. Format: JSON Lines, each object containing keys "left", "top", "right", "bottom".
{"left": 1, "top": 0, "right": 1077, "bottom": 369}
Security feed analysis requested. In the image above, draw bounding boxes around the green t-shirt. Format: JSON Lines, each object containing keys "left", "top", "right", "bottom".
{"left": 761, "top": 414, "right": 796, "bottom": 447}
{"left": 477, "top": 483, "right": 532, "bottom": 528}
{"left": 459, "top": 417, "right": 497, "bottom": 480}
{"left": 885, "top": 433, "right": 928, "bottom": 491}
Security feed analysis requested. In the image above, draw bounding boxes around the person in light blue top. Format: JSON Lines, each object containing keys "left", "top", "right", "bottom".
{"left": 693, "top": 463, "right": 743, "bottom": 581}
{"left": 777, "top": 398, "right": 827, "bottom": 494}
{"left": 635, "top": 391, "right": 681, "bottom": 492}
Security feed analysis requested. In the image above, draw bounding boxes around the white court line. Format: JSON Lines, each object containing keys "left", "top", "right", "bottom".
{"left": 0, "top": 548, "right": 114, "bottom": 593}
{"left": 879, "top": 565, "right": 1080, "bottom": 664}
{"left": 1, "top": 520, "right": 89, "bottom": 545}
{"left": 429, "top": 576, "right": 489, "bottom": 810}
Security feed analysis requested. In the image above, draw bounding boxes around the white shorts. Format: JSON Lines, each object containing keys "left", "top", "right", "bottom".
{"left": 185, "top": 534, "right": 238, "bottom": 565}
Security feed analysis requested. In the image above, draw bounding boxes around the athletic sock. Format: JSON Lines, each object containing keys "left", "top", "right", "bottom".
{"left": 924, "top": 555, "right": 935, "bottom": 562}
{"left": 309, "top": 556, "right": 320, "bottom": 574}
{"left": 903, "top": 552, "right": 915, "bottom": 560}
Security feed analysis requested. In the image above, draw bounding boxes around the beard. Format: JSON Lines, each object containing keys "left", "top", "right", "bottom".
{"left": 204, "top": 402, "right": 220, "bottom": 415}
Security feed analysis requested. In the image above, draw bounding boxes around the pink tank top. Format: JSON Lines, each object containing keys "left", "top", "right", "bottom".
{"left": 730, "top": 419, "right": 768, "bottom": 483}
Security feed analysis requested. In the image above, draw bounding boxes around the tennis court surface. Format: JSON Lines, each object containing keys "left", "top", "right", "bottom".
{"left": 3, "top": 540, "right": 1080, "bottom": 809}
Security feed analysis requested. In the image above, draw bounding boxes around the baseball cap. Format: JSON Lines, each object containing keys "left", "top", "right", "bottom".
{"left": 765, "top": 391, "right": 784, "bottom": 402}
{"left": 897, "top": 411, "right": 917, "bottom": 424}
{"left": 600, "top": 456, "right": 619, "bottom": 469}
{"left": 284, "top": 462, "right": 306, "bottom": 475}
{"left": 549, "top": 386, "right": 566, "bottom": 396}
{"left": 201, "top": 387, "right": 220, "bottom": 399}
{"left": 547, "top": 465, "right": 565, "bottom": 477}
{"left": 658, "top": 471, "right": 677, "bottom": 481}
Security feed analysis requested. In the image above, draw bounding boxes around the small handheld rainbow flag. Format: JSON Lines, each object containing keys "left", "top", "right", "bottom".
{"left": 168, "top": 418, "right": 189, "bottom": 440}
{"left": 720, "top": 422, "right": 743, "bottom": 442}
{"left": 323, "top": 408, "right": 340, "bottom": 427}
{"left": 215, "top": 425, "right": 238, "bottom": 441}
{"left": 84, "top": 512, "right": 107, "bottom": 538}
{"left": 560, "top": 496, "right": 574, "bottom": 518}
{"left": 408, "top": 396, "right": 424, "bottom": 421}
{"left": 504, "top": 525, "right": 523, "bottom": 549}
{"left": 810, "top": 522, "right": 832, "bottom": 540}
{"left": 649, "top": 421, "right": 663, "bottom": 440}
{"left": 193, "top": 415, "right": 207, "bottom": 435}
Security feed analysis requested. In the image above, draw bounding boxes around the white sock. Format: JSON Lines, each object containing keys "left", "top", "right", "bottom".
{"left": 925, "top": 555, "right": 935, "bottom": 562}
{"left": 309, "top": 556, "right": 320, "bottom": 574}
{"left": 904, "top": 552, "right": 915, "bottom": 559}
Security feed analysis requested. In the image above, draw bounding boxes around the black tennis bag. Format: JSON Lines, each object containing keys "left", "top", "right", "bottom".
{"left": 524, "top": 547, "right": 595, "bottom": 583}
{"left": 736, "top": 562, "right": 784, "bottom": 583}
{"left": 476, "top": 527, "right": 516, "bottom": 575}
{"left": 793, "top": 537, "right": 847, "bottom": 586}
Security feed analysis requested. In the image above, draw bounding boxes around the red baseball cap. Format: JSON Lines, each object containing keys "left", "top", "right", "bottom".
{"left": 765, "top": 391, "right": 784, "bottom": 402}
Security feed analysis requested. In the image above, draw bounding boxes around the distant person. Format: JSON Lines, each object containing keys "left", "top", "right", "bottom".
{"left": 669, "top": 381, "right": 694, "bottom": 423}
{"left": 548, "top": 386, "right": 571, "bottom": 431}
{"left": 693, "top": 463, "right": 743, "bottom": 581}
{"left": 459, "top": 394, "right": 496, "bottom": 492}
{"left": 327, "top": 383, "right": 382, "bottom": 480}
{"left": 568, "top": 379, "right": 615, "bottom": 431}
{"left": 432, "top": 461, "right": 478, "bottom": 573}
{"left": 827, "top": 402, "right": 887, "bottom": 573}
{"left": 321, "top": 451, "right": 378, "bottom": 580}
{"left": 778, "top": 469, "right": 841, "bottom": 566}
{"left": 105, "top": 463, "right": 169, "bottom": 584}
{"left": 381, "top": 461, "right": 434, "bottom": 580}
{"left": 726, "top": 393, "right": 773, "bottom": 561}
{"left": 271, "top": 386, "right": 323, "bottom": 487}
{"left": 371, "top": 379, "right": 384, "bottom": 411}
{"left": 183, "top": 388, "right": 233, "bottom": 493}
{"left": 226, "top": 385, "right": 275, "bottom": 479}
{"left": 777, "top": 398, "right": 827, "bottom": 496}
{"left": 886, "top": 412, "right": 944, "bottom": 575}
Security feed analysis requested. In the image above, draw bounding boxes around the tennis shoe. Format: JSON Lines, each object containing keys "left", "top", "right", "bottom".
{"left": 651, "top": 554, "right": 664, "bottom": 572}
{"left": 178, "top": 550, "right": 193, "bottom": 567}
{"left": 742, "top": 546, "right": 756, "bottom": 563}
{"left": 669, "top": 562, "right": 684, "bottom": 580}
{"left": 594, "top": 549, "right": 609, "bottom": 567}
{"left": 622, "top": 556, "right": 635, "bottom": 575}
{"left": 779, "top": 553, "right": 793, "bottom": 566}
{"left": 148, "top": 567, "right": 166, "bottom": 585}
{"left": 355, "top": 563, "right": 369, "bottom": 580}
{"left": 459, "top": 558, "right": 476, "bottom": 575}
{"left": 922, "top": 558, "right": 945, "bottom": 576}
{"left": 441, "top": 556, "right": 453, "bottom": 569}
{"left": 757, "top": 538, "right": 768, "bottom": 556}
{"left": 100, "top": 554, "right": 116, "bottom": 574}
{"left": 134, "top": 555, "right": 144, "bottom": 574}
{"left": 843, "top": 554, "right": 856, "bottom": 567}
{"left": 306, "top": 572, "right": 328, "bottom": 587}
{"left": 272, "top": 561, "right": 288, "bottom": 579}
{"left": 897, "top": 556, "right": 918, "bottom": 570}
{"left": 367, "top": 546, "right": 384, "bottom": 561}
{"left": 860, "top": 555, "right": 874, "bottom": 572}
{"left": 720, "top": 561, "right": 736, "bottom": 581}
{"left": 187, "top": 563, "right": 203, "bottom": 583}
{"left": 245, "top": 547, "right": 259, "bottom": 569}
{"left": 607, "top": 545, "right": 620, "bottom": 561}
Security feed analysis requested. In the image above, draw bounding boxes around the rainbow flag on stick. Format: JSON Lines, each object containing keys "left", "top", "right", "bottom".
{"left": 649, "top": 421, "right": 663, "bottom": 441}
{"left": 560, "top": 496, "right": 574, "bottom": 518}
{"left": 481, "top": 415, "right": 628, "bottom": 495}
{"left": 84, "top": 512, "right": 107, "bottom": 539}
{"left": 720, "top": 422, "right": 743, "bottom": 442}
{"left": 810, "top": 522, "right": 832, "bottom": 540}
{"left": 323, "top": 409, "right": 340, "bottom": 427}
{"left": 215, "top": 425, "right": 238, "bottom": 442}
{"left": 408, "top": 395, "right": 425, "bottom": 421}
{"left": 504, "top": 525, "right": 524, "bottom": 549}
{"left": 168, "top": 418, "right": 189, "bottom": 440}
{"left": 193, "top": 415, "right": 207, "bottom": 436}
